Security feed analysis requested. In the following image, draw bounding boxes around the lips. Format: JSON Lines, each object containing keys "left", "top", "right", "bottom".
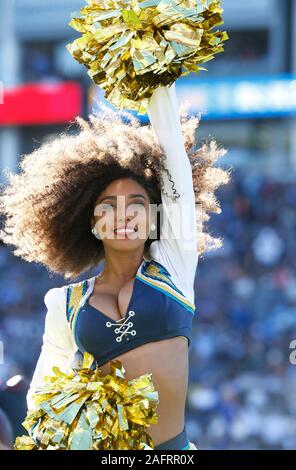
{"left": 114, "top": 226, "right": 138, "bottom": 234}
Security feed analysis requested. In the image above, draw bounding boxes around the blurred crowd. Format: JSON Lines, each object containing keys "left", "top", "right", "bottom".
{"left": 187, "top": 168, "right": 296, "bottom": 449}
{"left": 0, "top": 167, "right": 296, "bottom": 449}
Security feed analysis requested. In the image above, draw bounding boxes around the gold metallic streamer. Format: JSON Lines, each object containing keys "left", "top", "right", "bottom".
{"left": 14, "top": 352, "right": 159, "bottom": 450}
{"left": 66, "top": 0, "right": 229, "bottom": 114}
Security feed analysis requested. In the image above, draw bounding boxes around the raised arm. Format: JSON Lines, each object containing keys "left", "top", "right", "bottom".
{"left": 26, "top": 287, "right": 74, "bottom": 411}
{"left": 147, "top": 83, "right": 198, "bottom": 291}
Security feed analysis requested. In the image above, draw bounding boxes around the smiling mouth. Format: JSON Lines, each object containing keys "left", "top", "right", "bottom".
{"left": 114, "top": 227, "right": 138, "bottom": 235}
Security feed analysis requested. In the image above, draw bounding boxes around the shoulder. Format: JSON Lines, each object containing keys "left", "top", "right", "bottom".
{"left": 44, "top": 285, "right": 67, "bottom": 308}
{"left": 44, "top": 277, "right": 94, "bottom": 310}
{"left": 63, "top": 277, "right": 95, "bottom": 327}
{"left": 42, "top": 286, "right": 70, "bottom": 336}
{"left": 42, "top": 279, "right": 94, "bottom": 347}
{"left": 149, "top": 242, "right": 197, "bottom": 292}
{"left": 139, "top": 255, "right": 196, "bottom": 313}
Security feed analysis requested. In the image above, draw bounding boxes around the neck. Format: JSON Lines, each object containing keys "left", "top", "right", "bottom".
{"left": 102, "top": 247, "right": 146, "bottom": 282}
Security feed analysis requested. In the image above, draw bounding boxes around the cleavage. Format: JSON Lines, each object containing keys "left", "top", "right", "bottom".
{"left": 87, "top": 277, "right": 136, "bottom": 322}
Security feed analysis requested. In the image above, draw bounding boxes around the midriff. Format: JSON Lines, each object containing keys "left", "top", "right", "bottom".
{"left": 97, "top": 335, "right": 189, "bottom": 447}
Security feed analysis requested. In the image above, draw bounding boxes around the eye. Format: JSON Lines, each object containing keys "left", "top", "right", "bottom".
{"left": 97, "top": 203, "right": 115, "bottom": 212}
{"left": 130, "top": 201, "right": 145, "bottom": 207}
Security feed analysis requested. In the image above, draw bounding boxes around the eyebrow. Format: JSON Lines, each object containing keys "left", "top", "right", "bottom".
{"left": 98, "top": 194, "right": 146, "bottom": 203}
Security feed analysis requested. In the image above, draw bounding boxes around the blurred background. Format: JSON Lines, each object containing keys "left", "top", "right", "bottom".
{"left": 1, "top": 0, "right": 296, "bottom": 450}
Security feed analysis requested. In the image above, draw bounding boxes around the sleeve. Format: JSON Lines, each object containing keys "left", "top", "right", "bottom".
{"left": 26, "top": 287, "right": 75, "bottom": 412}
{"left": 146, "top": 82, "right": 199, "bottom": 291}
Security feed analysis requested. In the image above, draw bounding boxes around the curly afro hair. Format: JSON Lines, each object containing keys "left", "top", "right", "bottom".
{"left": 0, "top": 103, "right": 232, "bottom": 281}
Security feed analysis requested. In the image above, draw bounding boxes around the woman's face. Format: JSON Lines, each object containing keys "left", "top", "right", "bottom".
{"left": 91, "top": 178, "right": 155, "bottom": 253}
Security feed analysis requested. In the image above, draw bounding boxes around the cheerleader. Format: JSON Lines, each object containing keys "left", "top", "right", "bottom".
{"left": 1, "top": 82, "right": 230, "bottom": 450}
{"left": 0, "top": 1, "right": 230, "bottom": 450}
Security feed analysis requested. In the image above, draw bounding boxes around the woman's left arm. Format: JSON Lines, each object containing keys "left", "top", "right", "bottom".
{"left": 147, "top": 83, "right": 198, "bottom": 290}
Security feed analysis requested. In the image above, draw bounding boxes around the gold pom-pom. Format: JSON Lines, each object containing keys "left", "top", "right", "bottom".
{"left": 14, "top": 352, "right": 159, "bottom": 450}
{"left": 66, "top": 0, "right": 229, "bottom": 114}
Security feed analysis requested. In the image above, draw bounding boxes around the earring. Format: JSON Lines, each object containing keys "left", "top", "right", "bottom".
{"left": 91, "top": 227, "right": 100, "bottom": 239}
{"left": 150, "top": 223, "right": 156, "bottom": 231}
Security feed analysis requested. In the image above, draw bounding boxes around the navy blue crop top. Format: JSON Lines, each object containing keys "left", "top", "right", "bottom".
{"left": 66, "top": 259, "right": 196, "bottom": 368}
